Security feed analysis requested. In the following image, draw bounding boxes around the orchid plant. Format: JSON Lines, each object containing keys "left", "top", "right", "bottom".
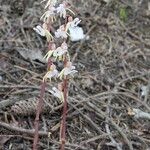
{"left": 33, "top": 0, "right": 79, "bottom": 150}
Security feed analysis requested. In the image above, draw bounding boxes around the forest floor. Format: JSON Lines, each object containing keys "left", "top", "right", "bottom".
{"left": 0, "top": 0, "right": 150, "bottom": 149}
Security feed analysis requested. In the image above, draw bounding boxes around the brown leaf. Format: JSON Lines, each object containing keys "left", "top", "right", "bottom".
{"left": 16, "top": 48, "right": 46, "bottom": 63}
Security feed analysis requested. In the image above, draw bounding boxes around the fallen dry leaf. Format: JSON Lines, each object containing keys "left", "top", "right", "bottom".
{"left": 17, "top": 48, "right": 46, "bottom": 63}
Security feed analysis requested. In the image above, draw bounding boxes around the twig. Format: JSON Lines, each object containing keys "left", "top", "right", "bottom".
{"left": 82, "top": 133, "right": 117, "bottom": 143}
{"left": 87, "top": 102, "right": 133, "bottom": 150}
{"left": 105, "top": 124, "right": 122, "bottom": 150}
{"left": 118, "top": 18, "right": 150, "bottom": 47}
{"left": 0, "top": 84, "right": 50, "bottom": 93}
{"left": 0, "top": 121, "right": 48, "bottom": 137}
{"left": 71, "top": 82, "right": 150, "bottom": 111}
{"left": 69, "top": 102, "right": 104, "bottom": 134}
{"left": 0, "top": 85, "right": 41, "bottom": 89}
{"left": 0, "top": 98, "right": 23, "bottom": 110}
{"left": 14, "top": 65, "right": 39, "bottom": 76}
{"left": 50, "top": 139, "right": 88, "bottom": 150}
{"left": 105, "top": 99, "right": 123, "bottom": 150}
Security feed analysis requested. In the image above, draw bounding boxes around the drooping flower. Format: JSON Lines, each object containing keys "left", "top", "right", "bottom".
{"left": 58, "top": 61, "right": 78, "bottom": 79}
{"left": 43, "top": 64, "right": 58, "bottom": 81}
{"left": 55, "top": 25, "right": 68, "bottom": 39}
{"left": 43, "top": 43, "right": 56, "bottom": 61}
{"left": 44, "top": 42, "right": 68, "bottom": 61}
{"left": 56, "top": 2, "right": 75, "bottom": 18}
{"left": 33, "top": 23, "right": 53, "bottom": 41}
{"left": 53, "top": 42, "right": 68, "bottom": 60}
{"left": 70, "top": 18, "right": 81, "bottom": 27}
{"left": 65, "top": 17, "right": 81, "bottom": 31}
{"left": 49, "top": 83, "right": 64, "bottom": 103}
{"left": 41, "top": 0, "right": 57, "bottom": 9}
{"left": 40, "top": 6, "right": 56, "bottom": 23}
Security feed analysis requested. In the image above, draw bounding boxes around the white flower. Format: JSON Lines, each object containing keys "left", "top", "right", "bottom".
{"left": 49, "top": 86, "right": 64, "bottom": 103}
{"left": 65, "top": 17, "right": 88, "bottom": 41}
{"left": 40, "top": 7, "right": 56, "bottom": 23}
{"left": 43, "top": 64, "right": 58, "bottom": 81}
{"left": 44, "top": 42, "right": 68, "bottom": 61}
{"left": 56, "top": 3, "right": 67, "bottom": 18}
{"left": 69, "top": 26, "right": 89, "bottom": 42}
{"left": 58, "top": 62, "right": 78, "bottom": 79}
{"left": 43, "top": 43, "right": 56, "bottom": 61}
{"left": 41, "top": 0, "right": 57, "bottom": 9}
{"left": 33, "top": 24, "right": 53, "bottom": 41}
{"left": 66, "top": 17, "right": 81, "bottom": 31}
{"left": 71, "top": 18, "right": 81, "bottom": 27}
{"left": 55, "top": 25, "right": 68, "bottom": 39}
{"left": 53, "top": 42, "right": 68, "bottom": 60}
{"left": 56, "top": 2, "right": 75, "bottom": 18}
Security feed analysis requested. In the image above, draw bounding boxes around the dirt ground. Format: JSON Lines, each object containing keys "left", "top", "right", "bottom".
{"left": 0, "top": 0, "right": 150, "bottom": 149}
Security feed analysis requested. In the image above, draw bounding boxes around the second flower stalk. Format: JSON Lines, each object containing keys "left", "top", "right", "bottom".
{"left": 33, "top": 1, "right": 79, "bottom": 149}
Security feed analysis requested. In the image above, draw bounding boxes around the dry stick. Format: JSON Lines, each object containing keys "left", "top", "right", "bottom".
{"left": 0, "top": 121, "right": 48, "bottom": 137}
{"left": 0, "top": 121, "right": 87, "bottom": 150}
{"left": 0, "top": 98, "right": 24, "bottom": 110}
{"left": 105, "top": 100, "right": 122, "bottom": 150}
{"left": 71, "top": 81, "right": 150, "bottom": 111}
{"left": 50, "top": 139, "right": 88, "bottom": 150}
{"left": 33, "top": 56, "right": 52, "bottom": 150}
{"left": 68, "top": 102, "right": 104, "bottom": 134}
{"left": 87, "top": 102, "right": 133, "bottom": 150}
{"left": 118, "top": 18, "right": 150, "bottom": 47}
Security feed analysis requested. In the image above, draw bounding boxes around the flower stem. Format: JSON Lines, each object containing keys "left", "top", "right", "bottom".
{"left": 33, "top": 81, "right": 46, "bottom": 150}
{"left": 33, "top": 46, "right": 52, "bottom": 150}
{"left": 60, "top": 78, "right": 68, "bottom": 150}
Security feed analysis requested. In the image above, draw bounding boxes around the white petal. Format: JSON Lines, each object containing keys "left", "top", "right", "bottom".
{"left": 33, "top": 26, "right": 45, "bottom": 36}
{"left": 50, "top": 87, "right": 62, "bottom": 99}
{"left": 55, "top": 30, "right": 61, "bottom": 38}
{"left": 70, "top": 66, "right": 76, "bottom": 70}
{"left": 50, "top": 69, "right": 58, "bottom": 77}
{"left": 57, "top": 49, "right": 67, "bottom": 56}
{"left": 69, "top": 27, "right": 85, "bottom": 42}
{"left": 70, "top": 18, "right": 81, "bottom": 27}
